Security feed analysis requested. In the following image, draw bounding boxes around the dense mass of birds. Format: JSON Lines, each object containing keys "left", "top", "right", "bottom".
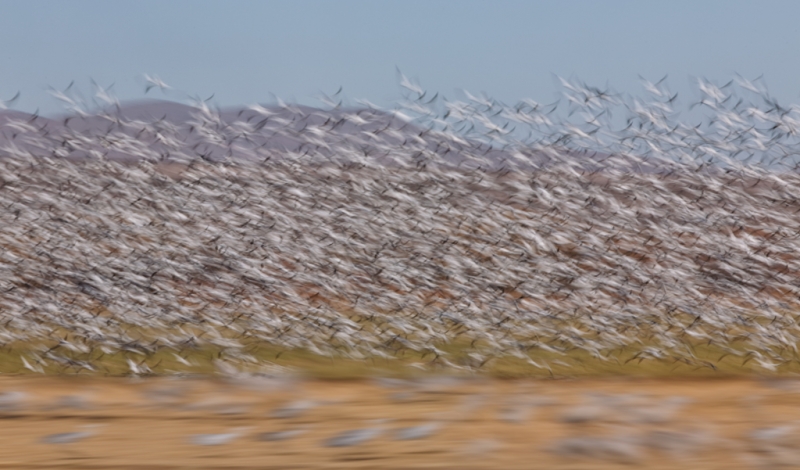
{"left": 1, "top": 74, "right": 800, "bottom": 374}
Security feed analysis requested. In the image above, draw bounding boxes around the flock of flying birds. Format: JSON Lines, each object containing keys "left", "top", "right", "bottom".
{"left": 0, "top": 74, "right": 799, "bottom": 375}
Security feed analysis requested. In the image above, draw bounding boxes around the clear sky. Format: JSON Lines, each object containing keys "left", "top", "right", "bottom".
{"left": 1, "top": 0, "right": 799, "bottom": 115}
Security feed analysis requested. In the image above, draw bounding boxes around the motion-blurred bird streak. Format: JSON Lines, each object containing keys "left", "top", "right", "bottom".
{"left": 0, "top": 74, "right": 797, "bottom": 386}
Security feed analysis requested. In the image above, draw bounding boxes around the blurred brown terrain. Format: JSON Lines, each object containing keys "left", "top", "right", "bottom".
{"left": 1, "top": 375, "right": 800, "bottom": 469}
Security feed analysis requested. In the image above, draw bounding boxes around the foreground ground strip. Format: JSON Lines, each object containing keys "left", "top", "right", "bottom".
{"left": 1, "top": 375, "right": 800, "bottom": 469}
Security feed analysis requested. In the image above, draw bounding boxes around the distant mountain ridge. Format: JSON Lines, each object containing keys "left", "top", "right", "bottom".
{"left": 0, "top": 99, "right": 612, "bottom": 171}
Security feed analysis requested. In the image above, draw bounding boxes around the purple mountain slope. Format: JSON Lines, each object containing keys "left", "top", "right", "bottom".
{"left": 0, "top": 100, "right": 618, "bottom": 171}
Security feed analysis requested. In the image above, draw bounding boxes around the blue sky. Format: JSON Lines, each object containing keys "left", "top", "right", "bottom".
{"left": 1, "top": 0, "right": 799, "bottom": 114}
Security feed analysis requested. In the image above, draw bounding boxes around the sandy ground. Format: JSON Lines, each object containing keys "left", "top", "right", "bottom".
{"left": 0, "top": 375, "right": 799, "bottom": 469}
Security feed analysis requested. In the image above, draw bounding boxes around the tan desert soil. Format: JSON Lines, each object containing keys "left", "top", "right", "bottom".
{"left": 0, "top": 375, "right": 797, "bottom": 469}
